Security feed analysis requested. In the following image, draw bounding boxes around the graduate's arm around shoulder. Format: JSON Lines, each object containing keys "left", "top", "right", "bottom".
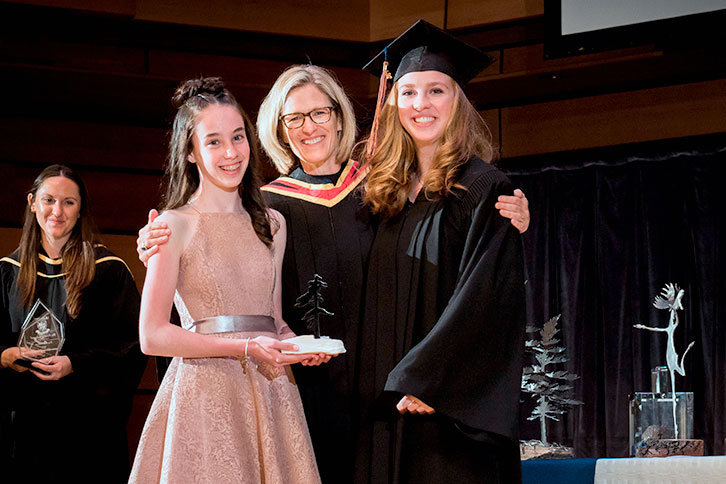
{"left": 136, "top": 209, "right": 171, "bottom": 266}
{"left": 496, "top": 188, "right": 530, "bottom": 234}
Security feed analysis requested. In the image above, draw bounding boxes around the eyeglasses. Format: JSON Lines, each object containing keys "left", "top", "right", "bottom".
{"left": 280, "top": 106, "right": 334, "bottom": 129}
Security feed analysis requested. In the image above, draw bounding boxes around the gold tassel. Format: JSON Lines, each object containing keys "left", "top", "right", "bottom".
{"left": 366, "top": 60, "right": 392, "bottom": 159}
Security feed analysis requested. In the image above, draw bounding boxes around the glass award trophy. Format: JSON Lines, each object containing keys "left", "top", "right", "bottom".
{"left": 16, "top": 299, "right": 65, "bottom": 363}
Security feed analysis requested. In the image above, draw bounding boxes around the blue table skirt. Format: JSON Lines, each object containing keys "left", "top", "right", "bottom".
{"left": 522, "top": 458, "right": 597, "bottom": 484}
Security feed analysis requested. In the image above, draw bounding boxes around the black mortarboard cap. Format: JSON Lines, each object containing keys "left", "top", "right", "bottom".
{"left": 363, "top": 19, "right": 494, "bottom": 86}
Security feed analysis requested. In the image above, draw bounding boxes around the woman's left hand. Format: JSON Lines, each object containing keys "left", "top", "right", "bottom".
{"left": 300, "top": 353, "right": 334, "bottom": 366}
{"left": 496, "top": 188, "right": 530, "bottom": 234}
{"left": 397, "top": 394, "right": 435, "bottom": 415}
{"left": 30, "top": 355, "right": 73, "bottom": 380}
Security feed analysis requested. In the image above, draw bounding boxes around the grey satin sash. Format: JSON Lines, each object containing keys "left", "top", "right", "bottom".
{"left": 190, "top": 315, "right": 275, "bottom": 334}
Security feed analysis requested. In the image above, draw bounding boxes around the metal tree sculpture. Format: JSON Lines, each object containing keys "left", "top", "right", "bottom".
{"left": 294, "top": 274, "right": 334, "bottom": 339}
{"left": 522, "top": 315, "right": 583, "bottom": 445}
{"left": 633, "top": 283, "right": 695, "bottom": 438}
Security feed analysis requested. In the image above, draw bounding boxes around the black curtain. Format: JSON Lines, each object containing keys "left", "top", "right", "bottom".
{"left": 504, "top": 134, "right": 725, "bottom": 458}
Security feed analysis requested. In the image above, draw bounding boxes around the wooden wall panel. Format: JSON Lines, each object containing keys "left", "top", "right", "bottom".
{"left": 0, "top": 119, "right": 166, "bottom": 171}
{"left": 147, "top": 50, "right": 372, "bottom": 107}
{"left": 369, "top": 0, "right": 444, "bottom": 41}
{"left": 70, "top": 170, "right": 162, "bottom": 233}
{"left": 3, "top": 0, "right": 134, "bottom": 15}
{"left": 1, "top": 64, "right": 180, "bottom": 127}
{"left": 0, "top": 38, "right": 146, "bottom": 74}
{"left": 500, "top": 79, "right": 726, "bottom": 158}
{"left": 148, "top": 51, "right": 294, "bottom": 91}
{"left": 447, "top": 0, "right": 543, "bottom": 29}
{"left": 501, "top": 44, "right": 659, "bottom": 76}
{"left": 135, "top": 0, "right": 370, "bottom": 42}
{"left": 0, "top": 228, "right": 21, "bottom": 259}
{"left": 479, "top": 109, "right": 500, "bottom": 154}
{"left": 101, "top": 233, "right": 147, "bottom": 293}
{"left": 469, "top": 49, "right": 503, "bottom": 82}
{"left": 5, "top": 0, "right": 543, "bottom": 40}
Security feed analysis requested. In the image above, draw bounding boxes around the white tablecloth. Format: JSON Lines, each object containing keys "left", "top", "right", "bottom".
{"left": 595, "top": 456, "right": 726, "bottom": 484}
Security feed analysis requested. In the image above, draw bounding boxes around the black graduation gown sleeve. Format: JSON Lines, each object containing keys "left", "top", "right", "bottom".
{"left": 64, "top": 248, "right": 147, "bottom": 396}
{"left": 0, "top": 256, "right": 18, "bottom": 469}
{"left": 384, "top": 164, "right": 526, "bottom": 439}
{"left": 0, "top": 258, "right": 15, "bottom": 361}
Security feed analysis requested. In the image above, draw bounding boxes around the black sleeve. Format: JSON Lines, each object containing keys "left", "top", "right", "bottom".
{"left": 384, "top": 173, "right": 527, "bottom": 439}
{"left": 0, "top": 263, "right": 14, "bottom": 361}
{"left": 65, "top": 259, "right": 147, "bottom": 394}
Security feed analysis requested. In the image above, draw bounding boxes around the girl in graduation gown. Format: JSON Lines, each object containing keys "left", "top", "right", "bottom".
{"left": 355, "top": 20, "right": 528, "bottom": 484}
{"left": 0, "top": 164, "right": 147, "bottom": 484}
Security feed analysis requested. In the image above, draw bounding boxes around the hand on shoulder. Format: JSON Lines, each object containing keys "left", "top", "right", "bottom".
{"left": 495, "top": 188, "right": 530, "bottom": 234}
{"left": 148, "top": 208, "right": 197, "bottom": 260}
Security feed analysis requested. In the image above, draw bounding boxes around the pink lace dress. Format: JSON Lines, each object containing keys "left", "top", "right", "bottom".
{"left": 129, "top": 212, "right": 320, "bottom": 484}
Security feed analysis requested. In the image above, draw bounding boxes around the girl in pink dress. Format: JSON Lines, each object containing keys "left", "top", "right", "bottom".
{"left": 129, "top": 77, "right": 328, "bottom": 484}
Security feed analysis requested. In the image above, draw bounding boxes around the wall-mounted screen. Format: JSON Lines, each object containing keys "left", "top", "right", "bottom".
{"left": 546, "top": 0, "right": 726, "bottom": 58}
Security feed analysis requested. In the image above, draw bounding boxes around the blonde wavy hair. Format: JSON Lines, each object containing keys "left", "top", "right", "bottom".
{"left": 257, "top": 64, "right": 357, "bottom": 175}
{"left": 363, "top": 79, "right": 495, "bottom": 219}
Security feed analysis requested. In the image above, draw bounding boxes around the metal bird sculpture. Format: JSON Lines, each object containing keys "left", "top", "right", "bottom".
{"left": 634, "top": 283, "right": 695, "bottom": 437}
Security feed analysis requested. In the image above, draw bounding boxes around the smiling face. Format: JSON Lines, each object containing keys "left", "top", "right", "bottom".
{"left": 188, "top": 103, "right": 250, "bottom": 192}
{"left": 396, "top": 70, "right": 456, "bottom": 152}
{"left": 281, "top": 83, "right": 342, "bottom": 174}
{"left": 28, "top": 175, "right": 81, "bottom": 250}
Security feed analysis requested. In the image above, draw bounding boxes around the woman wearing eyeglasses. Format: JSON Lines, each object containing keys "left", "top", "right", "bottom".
{"left": 255, "top": 65, "right": 374, "bottom": 484}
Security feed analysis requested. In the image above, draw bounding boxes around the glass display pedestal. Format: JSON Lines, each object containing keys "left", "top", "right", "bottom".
{"left": 628, "top": 391, "right": 698, "bottom": 456}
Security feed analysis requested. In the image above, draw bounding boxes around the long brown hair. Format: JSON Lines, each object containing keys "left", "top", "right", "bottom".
{"left": 363, "top": 81, "right": 495, "bottom": 219}
{"left": 19, "top": 164, "right": 99, "bottom": 318}
{"left": 161, "top": 76, "right": 274, "bottom": 246}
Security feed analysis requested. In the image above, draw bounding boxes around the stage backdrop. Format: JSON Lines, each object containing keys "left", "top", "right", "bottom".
{"left": 504, "top": 133, "right": 725, "bottom": 458}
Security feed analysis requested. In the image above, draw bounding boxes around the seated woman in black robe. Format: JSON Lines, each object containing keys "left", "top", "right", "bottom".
{"left": 0, "top": 164, "right": 147, "bottom": 484}
{"left": 356, "top": 20, "right": 528, "bottom": 484}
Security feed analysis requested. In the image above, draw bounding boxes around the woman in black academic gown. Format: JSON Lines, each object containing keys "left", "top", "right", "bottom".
{"left": 356, "top": 20, "right": 528, "bottom": 484}
{"left": 135, "top": 65, "right": 530, "bottom": 483}
{"left": 256, "top": 65, "right": 375, "bottom": 483}
{"left": 0, "top": 165, "right": 147, "bottom": 483}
